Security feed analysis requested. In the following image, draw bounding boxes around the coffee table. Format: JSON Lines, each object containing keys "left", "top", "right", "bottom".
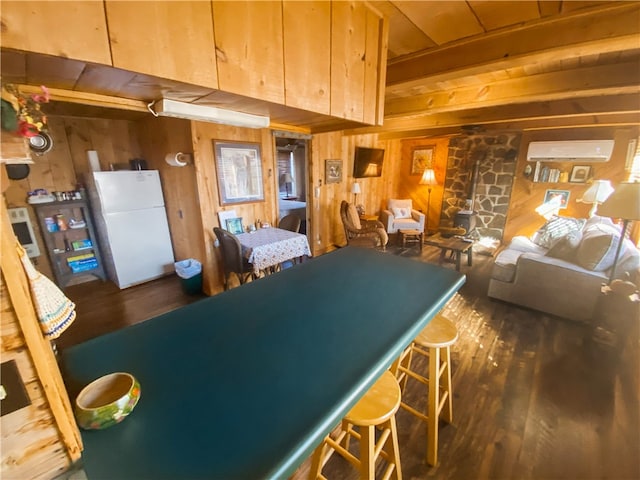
{"left": 424, "top": 233, "right": 474, "bottom": 271}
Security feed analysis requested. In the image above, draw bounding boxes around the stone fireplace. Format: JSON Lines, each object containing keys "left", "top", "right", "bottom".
{"left": 441, "top": 133, "right": 520, "bottom": 241}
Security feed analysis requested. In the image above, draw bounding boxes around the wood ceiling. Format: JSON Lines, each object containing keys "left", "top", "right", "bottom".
{"left": 2, "top": 1, "right": 639, "bottom": 137}
{"left": 364, "top": 0, "right": 640, "bottom": 138}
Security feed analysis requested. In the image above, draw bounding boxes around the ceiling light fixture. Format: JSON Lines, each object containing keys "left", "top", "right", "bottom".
{"left": 147, "top": 99, "right": 270, "bottom": 129}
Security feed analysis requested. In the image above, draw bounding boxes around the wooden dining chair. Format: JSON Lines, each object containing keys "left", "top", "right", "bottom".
{"left": 278, "top": 213, "right": 302, "bottom": 233}
{"left": 213, "top": 227, "right": 255, "bottom": 290}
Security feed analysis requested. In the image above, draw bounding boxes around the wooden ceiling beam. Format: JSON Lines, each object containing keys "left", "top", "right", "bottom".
{"left": 346, "top": 93, "right": 640, "bottom": 136}
{"left": 375, "top": 112, "right": 640, "bottom": 140}
{"left": 384, "top": 59, "right": 640, "bottom": 118}
{"left": 386, "top": 2, "right": 640, "bottom": 88}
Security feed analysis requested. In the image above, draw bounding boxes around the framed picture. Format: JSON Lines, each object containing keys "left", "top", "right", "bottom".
{"left": 213, "top": 141, "right": 264, "bottom": 205}
{"left": 544, "top": 189, "right": 570, "bottom": 209}
{"left": 569, "top": 165, "right": 592, "bottom": 183}
{"left": 410, "top": 146, "right": 435, "bottom": 175}
{"left": 225, "top": 217, "right": 244, "bottom": 235}
{"left": 325, "top": 159, "right": 342, "bottom": 184}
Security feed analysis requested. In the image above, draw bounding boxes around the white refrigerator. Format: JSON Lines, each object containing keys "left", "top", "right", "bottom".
{"left": 88, "top": 170, "right": 175, "bottom": 289}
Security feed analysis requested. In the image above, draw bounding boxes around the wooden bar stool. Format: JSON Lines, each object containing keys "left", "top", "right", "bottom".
{"left": 390, "top": 313, "right": 458, "bottom": 466}
{"left": 308, "top": 371, "right": 403, "bottom": 480}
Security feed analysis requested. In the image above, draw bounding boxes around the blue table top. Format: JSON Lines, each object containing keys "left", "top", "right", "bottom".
{"left": 62, "top": 247, "right": 465, "bottom": 479}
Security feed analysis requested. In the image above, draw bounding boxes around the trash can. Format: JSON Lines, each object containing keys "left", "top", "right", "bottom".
{"left": 174, "top": 259, "right": 202, "bottom": 295}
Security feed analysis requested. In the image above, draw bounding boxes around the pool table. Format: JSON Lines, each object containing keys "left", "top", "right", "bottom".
{"left": 62, "top": 246, "right": 465, "bottom": 479}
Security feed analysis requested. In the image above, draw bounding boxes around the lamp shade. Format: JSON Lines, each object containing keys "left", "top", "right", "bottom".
{"left": 363, "top": 163, "right": 378, "bottom": 177}
{"left": 598, "top": 182, "right": 640, "bottom": 220}
{"left": 419, "top": 168, "right": 437, "bottom": 186}
{"left": 578, "top": 180, "right": 614, "bottom": 217}
{"left": 351, "top": 182, "right": 361, "bottom": 194}
{"left": 280, "top": 172, "right": 293, "bottom": 184}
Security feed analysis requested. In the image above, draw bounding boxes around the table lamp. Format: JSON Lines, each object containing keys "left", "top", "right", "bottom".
{"left": 281, "top": 173, "right": 294, "bottom": 198}
{"left": 420, "top": 168, "right": 438, "bottom": 234}
{"left": 577, "top": 179, "right": 614, "bottom": 217}
{"left": 597, "top": 181, "right": 640, "bottom": 282}
{"left": 351, "top": 182, "right": 361, "bottom": 204}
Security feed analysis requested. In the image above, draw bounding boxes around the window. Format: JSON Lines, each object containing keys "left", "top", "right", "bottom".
{"left": 627, "top": 138, "right": 640, "bottom": 182}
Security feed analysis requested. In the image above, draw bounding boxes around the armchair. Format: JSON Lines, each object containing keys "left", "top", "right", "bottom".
{"left": 340, "top": 201, "right": 388, "bottom": 250}
{"left": 380, "top": 199, "right": 425, "bottom": 234}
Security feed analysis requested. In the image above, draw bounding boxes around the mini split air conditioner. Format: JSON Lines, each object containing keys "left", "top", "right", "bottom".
{"left": 148, "top": 99, "right": 270, "bottom": 129}
{"left": 526, "top": 140, "right": 614, "bottom": 162}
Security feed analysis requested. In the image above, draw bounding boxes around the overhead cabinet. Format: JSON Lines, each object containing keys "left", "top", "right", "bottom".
{"left": 1, "top": 0, "right": 388, "bottom": 127}
{"left": 104, "top": 1, "right": 219, "bottom": 89}
{"left": 0, "top": 1, "right": 111, "bottom": 64}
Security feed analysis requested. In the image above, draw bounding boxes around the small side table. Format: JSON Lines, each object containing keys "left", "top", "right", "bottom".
{"left": 359, "top": 214, "right": 379, "bottom": 222}
{"left": 398, "top": 229, "right": 424, "bottom": 251}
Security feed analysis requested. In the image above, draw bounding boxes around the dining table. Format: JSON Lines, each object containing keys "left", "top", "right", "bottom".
{"left": 237, "top": 226, "right": 311, "bottom": 275}
{"left": 61, "top": 246, "right": 465, "bottom": 479}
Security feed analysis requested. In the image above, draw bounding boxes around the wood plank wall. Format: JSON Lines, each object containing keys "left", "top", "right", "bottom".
{"left": 0, "top": 198, "right": 82, "bottom": 480}
{"left": 503, "top": 126, "right": 638, "bottom": 241}
{"left": 190, "top": 122, "right": 277, "bottom": 295}
{"left": 135, "top": 117, "right": 205, "bottom": 265}
{"left": 3, "top": 117, "right": 143, "bottom": 285}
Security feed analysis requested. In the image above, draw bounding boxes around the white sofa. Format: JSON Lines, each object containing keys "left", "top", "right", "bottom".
{"left": 380, "top": 199, "right": 425, "bottom": 234}
{"left": 488, "top": 215, "right": 640, "bottom": 322}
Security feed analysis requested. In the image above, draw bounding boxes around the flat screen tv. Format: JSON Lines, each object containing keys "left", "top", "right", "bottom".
{"left": 353, "top": 147, "right": 384, "bottom": 178}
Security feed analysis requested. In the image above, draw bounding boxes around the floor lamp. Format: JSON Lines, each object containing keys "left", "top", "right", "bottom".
{"left": 597, "top": 181, "right": 640, "bottom": 282}
{"left": 420, "top": 168, "right": 438, "bottom": 235}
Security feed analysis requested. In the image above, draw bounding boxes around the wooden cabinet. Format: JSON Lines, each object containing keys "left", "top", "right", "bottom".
{"left": 33, "top": 199, "right": 106, "bottom": 288}
{"left": 104, "top": 1, "right": 218, "bottom": 89}
{"left": 213, "top": 1, "right": 285, "bottom": 104}
{"left": 0, "top": 0, "right": 111, "bottom": 64}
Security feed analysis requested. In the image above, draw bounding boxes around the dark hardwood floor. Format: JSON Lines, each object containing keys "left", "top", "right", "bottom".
{"left": 58, "top": 244, "right": 639, "bottom": 480}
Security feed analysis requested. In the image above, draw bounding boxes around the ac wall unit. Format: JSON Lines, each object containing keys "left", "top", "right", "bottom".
{"left": 148, "top": 99, "right": 270, "bottom": 129}
{"left": 526, "top": 140, "right": 614, "bottom": 162}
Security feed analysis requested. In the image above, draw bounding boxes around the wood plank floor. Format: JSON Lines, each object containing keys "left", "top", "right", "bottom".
{"left": 59, "top": 244, "right": 640, "bottom": 480}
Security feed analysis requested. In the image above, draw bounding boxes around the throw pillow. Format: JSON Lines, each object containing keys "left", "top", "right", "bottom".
{"left": 346, "top": 203, "right": 361, "bottom": 230}
{"left": 392, "top": 207, "right": 411, "bottom": 219}
{"left": 575, "top": 224, "right": 620, "bottom": 271}
{"left": 546, "top": 230, "right": 582, "bottom": 262}
{"left": 531, "top": 215, "right": 586, "bottom": 249}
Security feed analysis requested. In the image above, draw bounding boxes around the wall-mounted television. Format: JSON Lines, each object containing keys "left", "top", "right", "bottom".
{"left": 353, "top": 147, "right": 384, "bottom": 178}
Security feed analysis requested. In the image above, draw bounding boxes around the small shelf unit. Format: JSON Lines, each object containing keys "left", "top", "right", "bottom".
{"left": 33, "top": 199, "right": 106, "bottom": 288}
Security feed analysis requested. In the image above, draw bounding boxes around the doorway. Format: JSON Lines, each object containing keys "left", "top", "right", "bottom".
{"left": 274, "top": 133, "right": 310, "bottom": 238}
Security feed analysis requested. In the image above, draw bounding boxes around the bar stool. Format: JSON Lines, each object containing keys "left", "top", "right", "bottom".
{"left": 308, "top": 370, "right": 403, "bottom": 480}
{"left": 390, "top": 313, "right": 458, "bottom": 466}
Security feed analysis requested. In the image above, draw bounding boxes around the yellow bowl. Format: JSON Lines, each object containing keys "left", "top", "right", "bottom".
{"left": 74, "top": 372, "right": 141, "bottom": 430}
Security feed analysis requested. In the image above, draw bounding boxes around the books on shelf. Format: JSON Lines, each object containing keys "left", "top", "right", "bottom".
{"left": 531, "top": 161, "right": 564, "bottom": 183}
{"left": 67, "top": 253, "right": 99, "bottom": 273}
{"left": 71, "top": 239, "right": 92, "bottom": 251}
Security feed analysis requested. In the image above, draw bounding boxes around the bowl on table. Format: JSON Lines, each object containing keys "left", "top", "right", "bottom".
{"left": 75, "top": 372, "right": 141, "bottom": 430}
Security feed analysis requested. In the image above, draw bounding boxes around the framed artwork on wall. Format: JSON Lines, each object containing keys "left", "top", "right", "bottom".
{"left": 213, "top": 141, "right": 264, "bottom": 205}
{"left": 544, "top": 189, "right": 570, "bottom": 209}
{"left": 410, "top": 146, "right": 435, "bottom": 175}
{"left": 225, "top": 217, "right": 244, "bottom": 235}
{"left": 569, "top": 165, "right": 592, "bottom": 183}
{"left": 325, "top": 159, "right": 342, "bottom": 184}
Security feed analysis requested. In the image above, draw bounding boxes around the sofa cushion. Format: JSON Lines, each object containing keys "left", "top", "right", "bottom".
{"left": 509, "top": 236, "right": 549, "bottom": 254}
{"left": 391, "top": 206, "right": 412, "bottom": 219}
{"left": 492, "top": 248, "right": 527, "bottom": 282}
{"left": 575, "top": 223, "right": 620, "bottom": 271}
{"left": 531, "top": 215, "right": 586, "bottom": 249}
{"left": 346, "top": 203, "right": 362, "bottom": 230}
{"left": 388, "top": 199, "right": 412, "bottom": 212}
{"left": 546, "top": 230, "right": 582, "bottom": 262}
